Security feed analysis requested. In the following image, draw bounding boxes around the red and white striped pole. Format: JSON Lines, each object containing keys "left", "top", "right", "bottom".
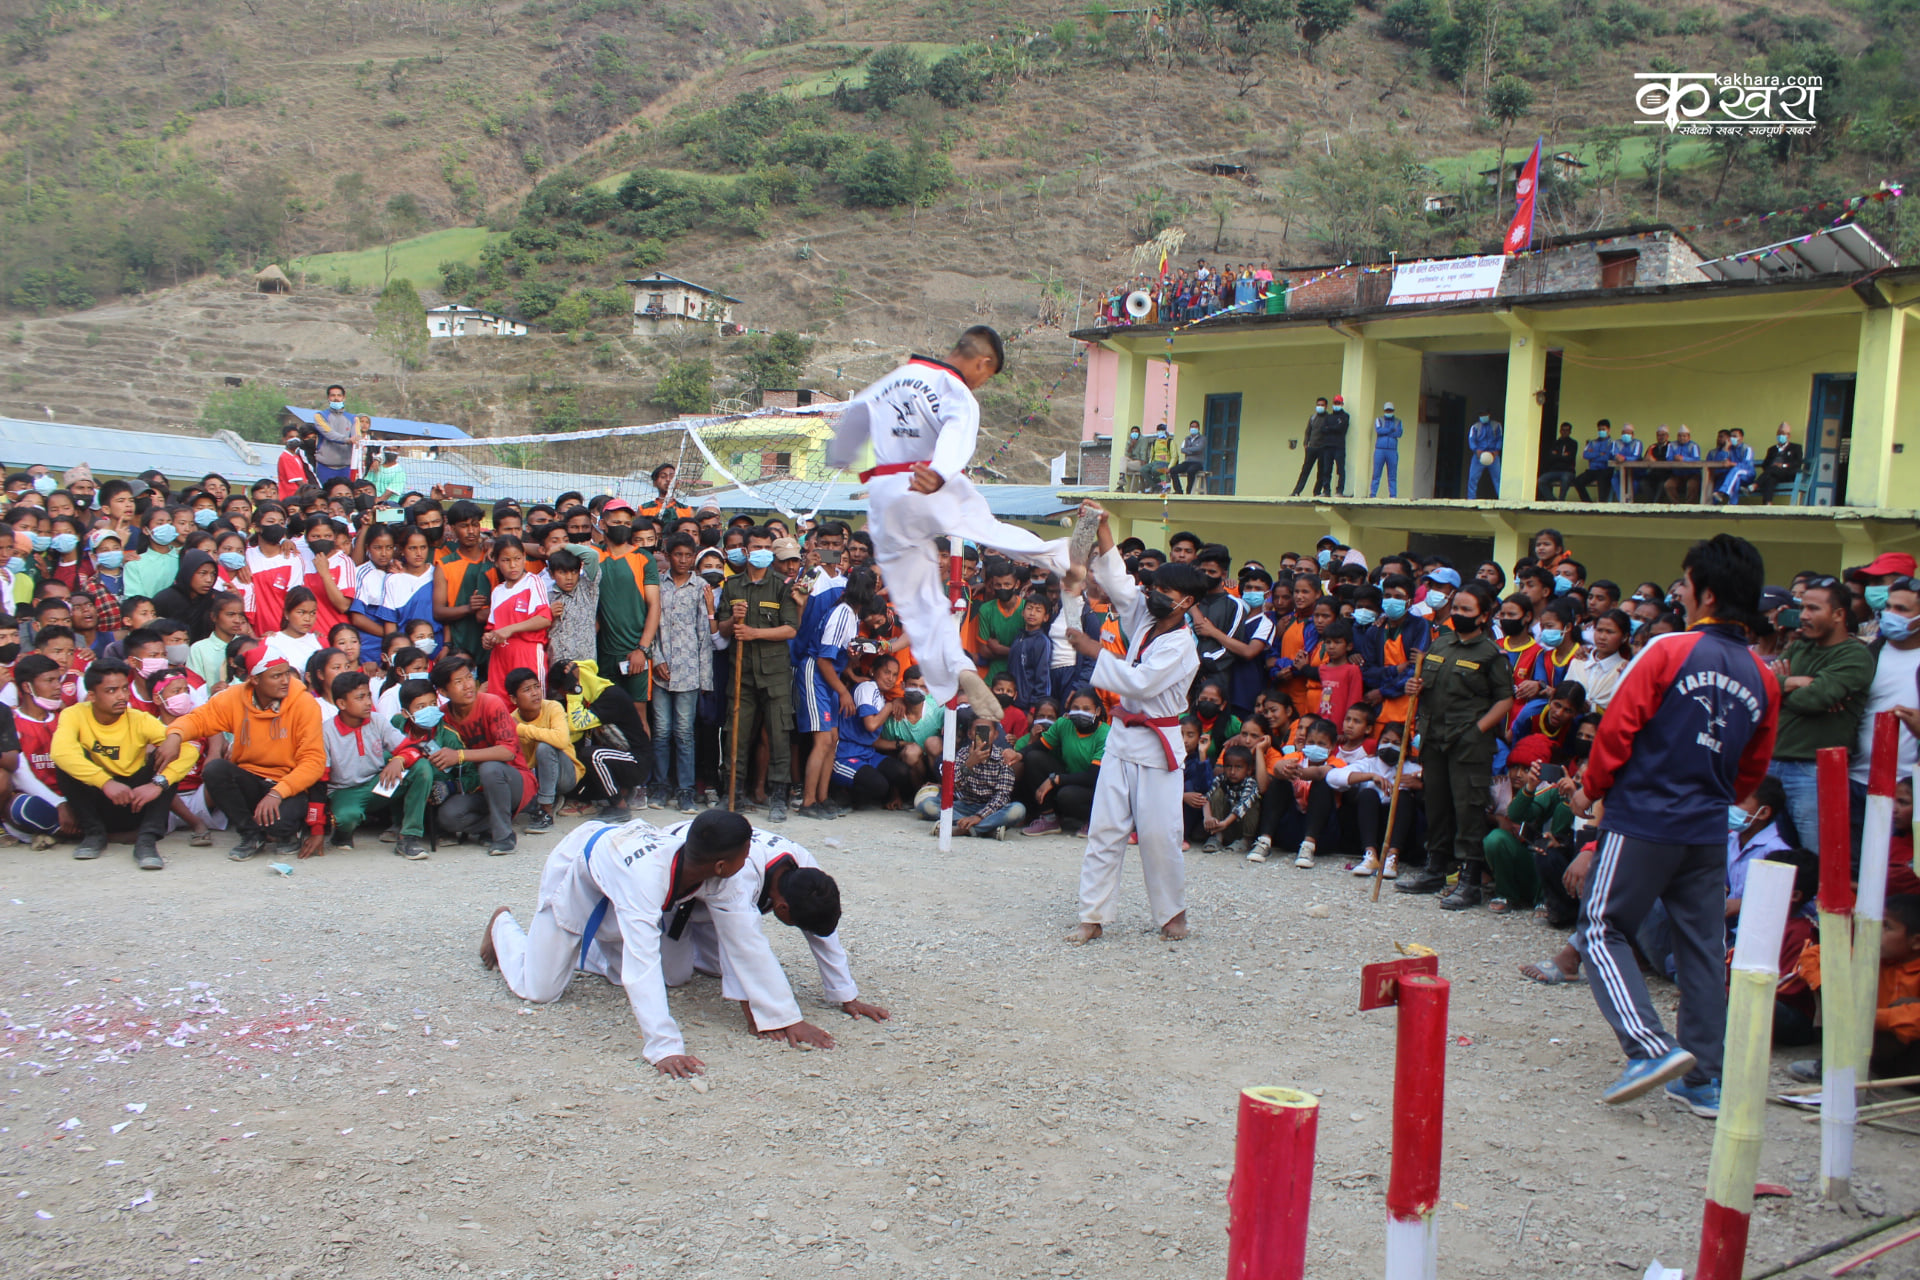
{"left": 1361, "top": 956, "right": 1447, "bottom": 1280}
{"left": 1226, "top": 1087, "right": 1320, "bottom": 1280}
{"left": 1816, "top": 744, "right": 1858, "bottom": 1201}
{"left": 937, "top": 537, "right": 965, "bottom": 853}
{"left": 1852, "top": 712, "right": 1899, "bottom": 1070}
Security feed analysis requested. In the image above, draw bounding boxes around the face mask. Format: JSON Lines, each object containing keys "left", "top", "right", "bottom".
{"left": 421, "top": 525, "right": 444, "bottom": 546}
{"left": 1539, "top": 628, "right": 1565, "bottom": 649}
{"left": 1382, "top": 597, "right": 1408, "bottom": 620}
{"left": 1553, "top": 576, "right": 1575, "bottom": 595}
{"left": 1129, "top": 431, "right": 1140, "bottom": 439}
{"left": 50, "top": 533, "right": 78, "bottom": 554}
{"left": 31, "top": 534, "right": 50, "bottom": 553}
{"left": 1865, "top": 585, "right": 1891, "bottom": 611}
{"left": 416, "top": 637, "right": 437, "bottom": 656}
{"left": 1188, "top": 427, "right": 1199, "bottom": 436}
{"left": 4, "top": 557, "right": 20, "bottom": 574}
{"left": 1316, "top": 549, "right": 1332, "bottom": 568}
{"left": 748, "top": 548, "right": 774, "bottom": 570}
{"left": 0, "top": 642, "right": 16, "bottom": 664}
{"left": 1353, "top": 607, "right": 1378, "bottom": 627}
{"left": 1621, "top": 434, "right": 1634, "bottom": 444}
{"left": 1030, "top": 717, "right": 1056, "bottom": 734}
{"left": 30, "top": 691, "right": 61, "bottom": 712}
{"left": 256, "top": 524, "right": 284, "bottom": 545}
{"left": 1777, "top": 434, "right": 1788, "bottom": 446}
{"left": 1423, "top": 590, "right": 1448, "bottom": 611}
{"left": 1146, "top": 591, "right": 1177, "bottom": 621}
{"left": 328, "top": 399, "right": 346, "bottom": 412}
{"left": 994, "top": 586, "right": 1016, "bottom": 602}
{"left": 163, "top": 691, "right": 195, "bottom": 716}
{"left": 1598, "top": 430, "right": 1610, "bottom": 440}
{"left": 165, "top": 643, "right": 190, "bottom": 664}
{"left": 903, "top": 689, "right": 927, "bottom": 706}
{"left": 1195, "top": 698, "right": 1221, "bottom": 718}
{"left": 1567, "top": 736, "right": 1591, "bottom": 759}
{"left": 157, "top": 525, "right": 185, "bottom": 547}
{"left": 1452, "top": 612, "right": 1482, "bottom": 634}
{"left": 1493, "top": 617, "right": 1518, "bottom": 638}
{"left": 134, "top": 656, "right": 169, "bottom": 678}
{"left": 1067, "top": 709, "right": 1097, "bottom": 730}
{"left": 1315, "top": 405, "right": 1326, "bottom": 414}
{"left": 605, "top": 524, "right": 633, "bottom": 545}
{"left": 1878, "top": 610, "right": 1913, "bottom": 643}
{"left": 32, "top": 474, "right": 56, "bottom": 494}
{"left": 725, "top": 547, "right": 746, "bottom": 566}
{"left": 217, "top": 551, "right": 246, "bottom": 572}
{"left": 1727, "top": 805, "right": 1750, "bottom": 833}
{"left": 1301, "top": 743, "right": 1331, "bottom": 765}
{"left": 700, "top": 569, "right": 724, "bottom": 586}
{"left": 411, "top": 705, "right": 444, "bottom": 729}
{"left": 1776, "top": 608, "right": 1801, "bottom": 631}
{"left": 1377, "top": 743, "right": 1401, "bottom": 766}
{"left": 194, "top": 508, "right": 218, "bottom": 528}
{"left": 1629, "top": 616, "right": 1646, "bottom": 635}
{"left": 1241, "top": 591, "right": 1266, "bottom": 609}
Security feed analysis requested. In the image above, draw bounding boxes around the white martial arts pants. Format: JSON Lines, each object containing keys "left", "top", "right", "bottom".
{"left": 166, "top": 788, "right": 228, "bottom": 834}
{"left": 869, "top": 472, "right": 1070, "bottom": 706}
{"left": 660, "top": 914, "right": 729, "bottom": 993}
{"left": 491, "top": 906, "right": 627, "bottom": 1003}
{"left": 1078, "top": 757, "right": 1187, "bottom": 927}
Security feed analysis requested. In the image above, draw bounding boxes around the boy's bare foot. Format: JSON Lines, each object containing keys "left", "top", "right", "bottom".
{"left": 479, "top": 906, "right": 512, "bottom": 970}
{"left": 1161, "top": 912, "right": 1189, "bottom": 940}
{"left": 1065, "top": 922, "right": 1103, "bottom": 944}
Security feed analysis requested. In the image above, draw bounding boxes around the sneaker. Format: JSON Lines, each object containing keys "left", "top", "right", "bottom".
{"left": 1022, "top": 815, "right": 1061, "bottom": 836}
{"left": 487, "top": 836, "right": 518, "bottom": 856}
{"left": 1666, "top": 1077, "right": 1721, "bottom": 1118}
{"left": 227, "top": 831, "right": 267, "bottom": 862}
{"left": 1788, "top": 1058, "right": 1822, "bottom": 1084}
{"left": 1202, "top": 836, "right": 1220, "bottom": 854}
{"left": 394, "top": 836, "right": 430, "bottom": 861}
{"left": 798, "top": 803, "right": 837, "bottom": 821}
{"left": 266, "top": 833, "right": 305, "bottom": 857}
{"left": 1246, "top": 836, "right": 1270, "bottom": 864}
{"left": 1601, "top": 1047, "right": 1698, "bottom": 1105}
{"left": 133, "top": 839, "right": 163, "bottom": 871}
{"left": 1383, "top": 853, "right": 1399, "bottom": 880}
{"left": 1293, "top": 840, "right": 1316, "bottom": 869}
{"left": 647, "top": 790, "right": 668, "bottom": 809}
{"left": 992, "top": 825, "right": 1007, "bottom": 841}
{"left": 630, "top": 786, "right": 650, "bottom": 811}
{"left": 379, "top": 828, "right": 401, "bottom": 844}
{"left": 72, "top": 833, "right": 109, "bottom": 861}
{"left": 677, "top": 789, "right": 697, "bottom": 813}
{"left": 1352, "top": 852, "right": 1381, "bottom": 877}
{"left": 328, "top": 829, "right": 355, "bottom": 850}
{"left": 955, "top": 670, "right": 1003, "bottom": 721}
{"left": 526, "top": 807, "right": 555, "bottom": 834}
{"left": 596, "top": 803, "right": 634, "bottom": 823}
{"left": 767, "top": 798, "right": 788, "bottom": 823}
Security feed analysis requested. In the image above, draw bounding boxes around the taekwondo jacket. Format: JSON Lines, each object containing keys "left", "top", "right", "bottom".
{"left": 1087, "top": 545, "right": 1198, "bottom": 770}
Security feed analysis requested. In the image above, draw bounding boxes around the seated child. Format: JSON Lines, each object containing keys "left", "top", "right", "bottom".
{"left": 1179, "top": 715, "right": 1214, "bottom": 847}
{"left": 1201, "top": 743, "right": 1261, "bottom": 855}
{"left": 1793, "top": 893, "right": 1920, "bottom": 1081}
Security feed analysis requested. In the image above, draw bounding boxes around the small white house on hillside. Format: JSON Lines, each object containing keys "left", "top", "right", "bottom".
{"left": 627, "top": 273, "right": 741, "bottom": 335}
{"left": 426, "top": 305, "right": 527, "bottom": 338}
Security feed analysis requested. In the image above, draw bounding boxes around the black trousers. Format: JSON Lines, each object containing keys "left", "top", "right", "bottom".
{"left": 1571, "top": 467, "right": 1614, "bottom": 502}
{"left": 1301, "top": 781, "right": 1386, "bottom": 851}
{"left": 56, "top": 762, "right": 174, "bottom": 843}
{"left": 1314, "top": 444, "right": 1346, "bottom": 495}
{"left": 589, "top": 685, "right": 651, "bottom": 755}
{"left": 203, "top": 759, "right": 316, "bottom": 841}
{"left": 577, "top": 745, "right": 645, "bottom": 804}
{"left": 1531, "top": 839, "right": 1581, "bottom": 926}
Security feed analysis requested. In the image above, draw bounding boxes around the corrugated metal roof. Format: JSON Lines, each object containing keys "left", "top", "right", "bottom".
{"left": 283, "top": 406, "right": 471, "bottom": 441}
{"left": 0, "top": 418, "right": 274, "bottom": 482}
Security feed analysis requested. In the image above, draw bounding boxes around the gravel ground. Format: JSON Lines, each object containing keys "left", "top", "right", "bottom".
{"left": 1, "top": 809, "right": 1914, "bottom": 1280}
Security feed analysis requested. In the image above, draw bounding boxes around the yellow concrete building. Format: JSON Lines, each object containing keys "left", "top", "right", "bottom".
{"left": 1073, "top": 226, "right": 1920, "bottom": 585}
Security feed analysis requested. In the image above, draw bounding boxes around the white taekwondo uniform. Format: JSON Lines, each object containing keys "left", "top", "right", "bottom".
{"left": 650, "top": 821, "right": 859, "bottom": 1006}
{"left": 487, "top": 819, "right": 803, "bottom": 1064}
{"left": 827, "top": 355, "right": 1071, "bottom": 707}
{"left": 1077, "top": 546, "right": 1196, "bottom": 928}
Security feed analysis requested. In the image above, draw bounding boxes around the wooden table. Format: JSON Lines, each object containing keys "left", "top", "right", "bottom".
{"left": 1612, "top": 459, "right": 1720, "bottom": 506}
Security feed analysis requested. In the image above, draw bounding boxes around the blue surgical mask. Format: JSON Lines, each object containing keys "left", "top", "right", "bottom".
{"left": 32, "top": 474, "right": 56, "bottom": 495}
{"left": 1777, "top": 434, "right": 1788, "bottom": 446}
{"left": 411, "top": 705, "right": 444, "bottom": 729}
{"left": 97, "top": 550, "right": 124, "bottom": 570}
{"left": 1598, "top": 430, "right": 1610, "bottom": 440}
{"left": 1878, "top": 610, "right": 1913, "bottom": 643}
{"left": 50, "top": 533, "right": 78, "bottom": 554}
{"left": 1382, "top": 597, "right": 1407, "bottom": 620}
{"left": 1539, "top": 628, "right": 1565, "bottom": 649}
{"left": 748, "top": 548, "right": 774, "bottom": 569}
{"left": 1865, "top": 585, "right": 1891, "bottom": 611}
{"left": 328, "top": 399, "right": 346, "bottom": 412}
{"left": 1353, "top": 608, "right": 1378, "bottom": 627}
{"left": 194, "top": 508, "right": 219, "bottom": 527}
{"left": 1241, "top": 590, "right": 1266, "bottom": 609}
{"left": 1553, "top": 576, "right": 1575, "bottom": 595}
{"left": 1727, "top": 805, "right": 1750, "bottom": 832}
{"left": 30, "top": 534, "right": 50, "bottom": 552}
{"left": 726, "top": 547, "right": 745, "bottom": 566}
{"left": 218, "top": 551, "right": 246, "bottom": 571}
{"left": 1302, "top": 743, "right": 1330, "bottom": 765}
{"left": 1629, "top": 617, "right": 1646, "bottom": 635}
{"left": 1423, "top": 589, "right": 1447, "bottom": 611}
{"left": 5, "top": 556, "right": 23, "bottom": 574}
{"left": 150, "top": 524, "right": 178, "bottom": 546}
{"left": 1316, "top": 549, "right": 1332, "bottom": 568}
{"left": 1412, "top": 733, "right": 1421, "bottom": 751}
{"left": 416, "top": 637, "right": 437, "bottom": 656}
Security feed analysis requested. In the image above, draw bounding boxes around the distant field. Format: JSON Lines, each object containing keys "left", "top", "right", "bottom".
{"left": 587, "top": 167, "right": 745, "bottom": 195}
{"left": 774, "top": 42, "right": 963, "bottom": 99}
{"left": 288, "top": 227, "right": 502, "bottom": 291}
{"left": 1426, "top": 135, "right": 1717, "bottom": 190}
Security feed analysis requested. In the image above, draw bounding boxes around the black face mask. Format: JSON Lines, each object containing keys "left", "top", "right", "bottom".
{"left": 0, "top": 642, "right": 18, "bottom": 665}
{"left": 699, "top": 527, "right": 722, "bottom": 548}
{"left": 1567, "top": 736, "right": 1592, "bottom": 759}
{"left": 420, "top": 525, "right": 444, "bottom": 546}
{"left": 307, "top": 539, "right": 335, "bottom": 558}
{"left": 1454, "top": 613, "right": 1482, "bottom": 634}
{"left": 903, "top": 689, "right": 927, "bottom": 706}
{"left": 1066, "top": 710, "right": 1097, "bottom": 730}
{"left": 700, "top": 570, "right": 724, "bottom": 586}
{"left": 604, "top": 524, "right": 633, "bottom": 545}
{"left": 994, "top": 586, "right": 1016, "bottom": 602}
{"left": 258, "top": 524, "right": 286, "bottom": 544}
{"left": 1146, "top": 591, "right": 1178, "bottom": 621}
{"left": 1195, "top": 699, "right": 1221, "bottom": 718}
{"left": 1377, "top": 743, "right": 1401, "bottom": 766}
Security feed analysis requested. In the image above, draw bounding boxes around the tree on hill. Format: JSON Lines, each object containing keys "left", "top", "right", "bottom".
{"left": 654, "top": 359, "right": 714, "bottom": 415}
{"left": 738, "top": 330, "right": 814, "bottom": 395}
{"left": 1485, "top": 75, "right": 1534, "bottom": 206}
{"left": 198, "top": 383, "right": 296, "bottom": 444}
{"left": 1294, "top": 0, "right": 1353, "bottom": 61}
{"left": 373, "top": 277, "right": 429, "bottom": 371}
{"left": 864, "top": 45, "right": 927, "bottom": 110}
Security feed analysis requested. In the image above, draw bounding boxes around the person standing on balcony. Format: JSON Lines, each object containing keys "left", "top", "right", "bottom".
{"left": 1370, "top": 401, "right": 1404, "bottom": 498}
{"left": 1291, "top": 398, "right": 1329, "bottom": 497}
{"left": 313, "top": 385, "right": 358, "bottom": 488}
{"left": 1466, "top": 412, "right": 1503, "bottom": 500}
{"left": 1316, "top": 395, "right": 1351, "bottom": 496}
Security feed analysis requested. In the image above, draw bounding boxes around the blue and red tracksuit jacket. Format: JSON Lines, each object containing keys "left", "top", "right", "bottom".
{"left": 1584, "top": 622, "right": 1778, "bottom": 846}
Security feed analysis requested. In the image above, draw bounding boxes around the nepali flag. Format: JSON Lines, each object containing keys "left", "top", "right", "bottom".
{"left": 1503, "top": 138, "right": 1542, "bottom": 256}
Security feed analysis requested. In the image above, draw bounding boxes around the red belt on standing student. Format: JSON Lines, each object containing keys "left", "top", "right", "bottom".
{"left": 1114, "top": 712, "right": 1183, "bottom": 770}
{"left": 857, "top": 461, "right": 919, "bottom": 483}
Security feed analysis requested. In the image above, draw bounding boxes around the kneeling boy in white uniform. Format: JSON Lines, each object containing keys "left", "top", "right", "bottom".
{"left": 480, "top": 811, "right": 834, "bottom": 1077}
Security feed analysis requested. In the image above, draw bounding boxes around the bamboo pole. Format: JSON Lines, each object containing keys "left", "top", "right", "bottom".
{"left": 1372, "top": 680, "right": 1422, "bottom": 903}
{"left": 1815, "top": 745, "right": 1858, "bottom": 1202}
{"left": 1851, "top": 713, "right": 1898, "bottom": 1072}
{"left": 937, "top": 536, "right": 965, "bottom": 853}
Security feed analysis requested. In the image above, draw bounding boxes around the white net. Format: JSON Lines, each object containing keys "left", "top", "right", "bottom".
{"left": 390, "top": 406, "right": 851, "bottom": 521}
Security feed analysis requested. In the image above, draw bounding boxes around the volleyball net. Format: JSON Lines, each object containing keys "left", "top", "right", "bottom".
{"left": 391, "top": 405, "right": 852, "bottom": 522}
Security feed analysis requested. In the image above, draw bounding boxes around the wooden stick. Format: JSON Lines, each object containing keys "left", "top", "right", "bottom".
{"left": 1779, "top": 1072, "right": 1920, "bottom": 1097}
{"left": 1801, "top": 1096, "right": 1920, "bottom": 1123}
{"left": 1742, "top": 1209, "right": 1920, "bottom": 1280}
{"left": 1372, "top": 680, "right": 1421, "bottom": 904}
{"left": 726, "top": 624, "right": 745, "bottom": 811}
{"left": 1829, "top": 1223, "right": 1920, "bottom": 1276}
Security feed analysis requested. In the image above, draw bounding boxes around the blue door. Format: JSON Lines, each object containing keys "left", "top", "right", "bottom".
{"left": 1804, "top": 374, "right": 1853, "bottom": 507}
{"left": 1204, "top": 393, "right": 1241, "bottom": 495}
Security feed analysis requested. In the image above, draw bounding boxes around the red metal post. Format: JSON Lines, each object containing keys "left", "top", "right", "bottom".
{"left": 1817, "top": 745, "right": 1854, "bottom": 916}
{"left": 1226, "top": 1087, "right": 1320, "bottom": 1280}
{"left": 1387, "top": 975, "right": 1449, "bottom": 1234}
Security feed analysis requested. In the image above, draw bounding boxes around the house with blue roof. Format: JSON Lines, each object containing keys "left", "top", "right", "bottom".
{"left": 280, "top": 406, "right": 471, "bottom": 443}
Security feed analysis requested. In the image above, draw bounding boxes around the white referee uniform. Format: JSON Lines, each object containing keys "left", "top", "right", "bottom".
{"left": 828, "top": 356, "right": 1072, "bottom": 707}
{"left": 488, "top": 819, "right": 803, "bottom": 1064}
{"left": 1078, "top": 546, "right": 1196, "bottom": 929}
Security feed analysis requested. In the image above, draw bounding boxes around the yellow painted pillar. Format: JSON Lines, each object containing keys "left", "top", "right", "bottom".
{"left": 1480, "top": 510, "right": 1523, "bottom": 572}
{"left": 1847, "top": 308, "right": 1906, "bottom": 509}
{"left": 1340, "top": 332, "right": 1379, "bottom": 500}
{"left": 1500, "top": 325, "right": 1547, "bottom": 506}
{"left": 1110, "top": 346, "right": 1151, "bottom": 441}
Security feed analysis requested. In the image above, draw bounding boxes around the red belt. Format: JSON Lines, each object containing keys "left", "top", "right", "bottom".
{"left": 1115, "top": 712, "right": 1183, "bottom": 770}
{"left": 858, "top": 461, "right": 917, "bottom": 483}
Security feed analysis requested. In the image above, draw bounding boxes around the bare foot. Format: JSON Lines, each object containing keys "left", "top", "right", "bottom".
{"left": 1160, "top": 912, "right": 1189, "bottom": 941}
{"left": 1065, "top": 922, "right": 1103, "bottom": 944}
{"left": 479, "top": 906, "right": 512, "bottom": 970}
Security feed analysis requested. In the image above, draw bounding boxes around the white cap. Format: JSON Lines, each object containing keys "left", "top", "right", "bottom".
{"left": 1383, "top": 402, "right": 1395, "bottom": 413}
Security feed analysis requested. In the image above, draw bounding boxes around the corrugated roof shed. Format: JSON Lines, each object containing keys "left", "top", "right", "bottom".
{"left": 0, "top": 418, "right": 275, "bottom": 483}
{"left": 283, "top": 406, "right": 472, "bottom": 442}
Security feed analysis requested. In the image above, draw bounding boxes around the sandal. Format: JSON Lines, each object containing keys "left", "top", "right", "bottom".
{"left": 1487, "top": 896, "right": 1512, "bottom": 915}
{"left": 1520, "top": 958, "right": 1579, "bottom": 985}
{"left": 188, "top": 828, "right": 214, "bottom": 847}
{"left": 1532, "top": 903, "right": 1550, "bottom": 921}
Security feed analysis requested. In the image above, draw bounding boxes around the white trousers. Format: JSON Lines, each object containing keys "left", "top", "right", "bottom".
{"left": 167, "top": 788, "right": 228, "bottom": 834}
{"left": 660, "top": 915, "right": 728, "bottom": 993}
{"left": 1078, "top": 757, "right": 1187, "bottom": 927}
{"left": 869, "top": 473, "right": 1070, "bottom": 706}
{"left": 491, "top": 906, "right": 626, "bottom": 1002}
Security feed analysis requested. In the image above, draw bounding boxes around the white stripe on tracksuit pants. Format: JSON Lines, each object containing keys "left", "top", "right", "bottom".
{"left": 1575, "top": 829, "right": 1728, "bottom": 1084}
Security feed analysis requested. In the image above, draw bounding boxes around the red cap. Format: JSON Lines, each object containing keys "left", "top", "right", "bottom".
{"left": 1506, "top": 734, "right": 1556, "bottom": 769}
{"left": 1854, "top": 551, "right": 1916, "bottom": 579}
{"left": 602, "top": 498, "right": 636, "bottom": 514}
{"left": 244, "top": 645, "right": 292, "bottom": 679}
{"left": 1331, "top": 395, "right": 1344, "bottom": 404}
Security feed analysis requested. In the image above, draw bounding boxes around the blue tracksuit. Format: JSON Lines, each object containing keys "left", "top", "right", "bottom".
{"left": 1370, "top": 414, "right": 1403, "bottom": 497}
{"left": 1717, "top": 442, "right": 1757, "bottom": 499}
{"left": 1610, "top": 434, "right": 1644, "bottom": 499}
{"left": 1466, "top": 418, "right": 1502, "bottom": 498}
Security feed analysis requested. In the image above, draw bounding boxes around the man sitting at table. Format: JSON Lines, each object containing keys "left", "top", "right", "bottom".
{"left": 1662, "top": 425, "right": 1703, "bottom": 503}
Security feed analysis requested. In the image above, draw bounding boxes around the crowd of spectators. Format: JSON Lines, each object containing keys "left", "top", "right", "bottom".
{"left": 1097, "top": 259, "right": 1278, "bottom": 327}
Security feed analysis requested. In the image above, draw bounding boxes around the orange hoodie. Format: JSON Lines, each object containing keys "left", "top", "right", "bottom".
{"left": 166, "top": 682, "right": 327, "bottom": 800}
{"left": 1796, "top": 941, "right": 1920, "bottom": 1044}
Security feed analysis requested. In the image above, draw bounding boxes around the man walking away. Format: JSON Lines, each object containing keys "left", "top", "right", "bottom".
{"left": 1370, "top": 402, "right": 1403, "bottom": 498}
{"left": 1570, "top": 534, "right": 1779, "bottom": 1116}
{"left": 1765, "top": 576, "right": 1873, "bottom": 846}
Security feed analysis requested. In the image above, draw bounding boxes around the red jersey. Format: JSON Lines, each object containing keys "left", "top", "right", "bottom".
{"left": 245, "top": 547, "right": 299, "bottom": 636}
{"left": 12, "top": 707, "right": 58, "bottom": 792}
{"left": 306, "top": 550, "right": 358, "bottom": 641}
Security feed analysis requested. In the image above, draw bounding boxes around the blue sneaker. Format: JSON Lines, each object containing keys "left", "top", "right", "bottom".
{"left": 1600, "top": 1047, "right": 1697, "bottom": 1104}
{"left": 1666, "top": 1077, "right": 1721, "bottom": 1118}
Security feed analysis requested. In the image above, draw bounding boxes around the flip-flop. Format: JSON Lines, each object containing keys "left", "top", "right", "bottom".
{"left": 1520, "top": 959, "right": 1579, "bottom": 985}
